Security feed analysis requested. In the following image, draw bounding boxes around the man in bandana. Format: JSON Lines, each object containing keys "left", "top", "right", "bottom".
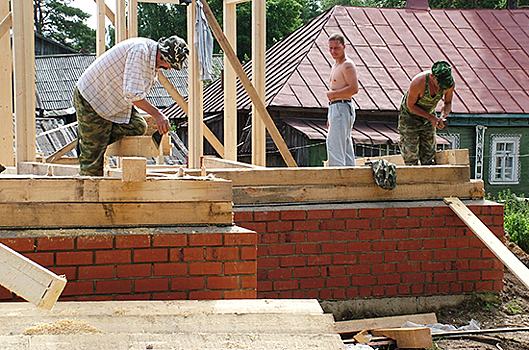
{"left": 74, "top": 36, "right": 188, "bottom": 176}
{"left": 398, "top": 60, "right": 455, "bottom": 165}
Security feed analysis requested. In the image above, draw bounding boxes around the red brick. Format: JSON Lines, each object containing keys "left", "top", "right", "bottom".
{"left": 493, "top": 280, "right": 504, "bottom": 291}
{"left": 268, "top": 268, "right": 292, "bottom": 279}
{"left": 346, "top": 219, "right": 370, "bottom": 229}
{"left": 451, "top": 260, "right": 468, "bottom": 270}
{"left": 490, "top": 205, "right": 504, "bottom": 215}
{"left": 358, "top": 208, "right": 383, "bottom": 218}
{"left": 457, "top": 248, "right": 481, "bottom": 259}
{"left": 409, "top": 251, "right": 432, "bottom": 261}
{"left": 152, "top": 234, "right": 187, "bottom": 247}
{"left": 358, "top": 253, "right": 383, "bottom": 264}
{"left": 23, "top": 252, "right": 54, "bottom": 266}
{"left": 95, "top": 250, "right": 131, "bottom": 264}
{"left": 129, "top": 248, "right": 168, "bottom": 263}
{"left": 274, "top": 279, "right": 299, "bottom": 290}
{"left": 438, "top": 283, "right": 450, "bottom": 294}
{"left": 37, "top": 237, "right": 75, "bottom": 251}
{"left": 189, "top": 233, "right": 223, "bottom": 246}
{"left": 224, "top": 290, "right": 257, "bottom": 299}
{"left": 378, "top": 274, "right": 401, "bottom": 284}
{"left": 446, "top": 238, "right": 469, "bottom": 248}
{"left": 281, "top": 232, "right": 305, "bottom": 244}
{"left": 234, "top": 211, "right": 253, "bottom": 222}
{"left": 154, "top": 263, "right": 187, "bottom": 276}
{"left": 62, "top": 281, "right": 94, "bottom": 296}
{"left": 77, "top": 236, "right": 113, "bottom": 250}
{"left": 482, "top": 270, "right": 504, "bottom": 280}
{"left": 279, "top": 291, "right": 294, "bottom": 298}
{"left": 153, "top": 292, "right": 187, "bottom": 300}
{"left": 358, "top": 230, "right": 382, "bottom": 240}
{"left": 334, "top": 209, "right": 357, "bottom": 219}
{"left": 135, "top": 278, "right": 168, "bottom": 292}
{"left": 307, "top": 255, "right": 332, "bottom": 266}
{"left": 384, "top": 251, "right": 407, "bottom": 262}
{"left": 241, "top": 222, "right": 266, "bottom": 232}
{"left": 225, "top": 261, "right": 257, "bottom": 275}
{"left": 385, "top": 285, "right": 398, "bottom": 296}
{"left": 409, "top": 207, "right": 432, "bottom": 217}
{"left": 189, "top": 262, "right": 222, "bottom": 275}
{"left": 207, "top": 276, "right": 239, "bottom": 289}
{"left": 171, "top": 276, "right": 205, "bottom": 290}
{"left": 333, "top": 254, "right": 357, "bottom": 265}
{"left": 433, "top": 207, "right": 453, "bottom": 216}
{"left": 267, "top": 221, "right": 293, "bottom": 232}
{"left": 225, "top": 232, "right": 257, "bottom": 245}
{"left": 402, "top": 273, "right": 425, "bottom": 283}
{"left": 458, "top": 271, "right": 481, "bottom": 281}
{"left": 57, "top": 251, "right": 93, "bottom": 265}
{"left": 320, "top": 220, "right": 345, "bottom": 230}
{"left": 117, "top": 264, "right": 151, "bottom": 278}
{"left": 295, "top": 243, "right": 320, "bottom": 254}
{"left": 421, "top": 217, "right": 445, "bottom": 227}
{"left": 182, "top": 247, "right": 204, "bottom": 261}
{"left": 79, "top": 265, "right": 114, "bottom": 280}
{"left": 433, "top": 227, "right": 456, "bottom": 237}
{"left": 493, "top": 215, "right": 504, "bottom": 226}
{"left": 433, "top": 272, "right": 457, "bottom": 282}
{"left": 268, "top": 244, "right": 294, "bottom": 256}
{"left": 300, "top": 278, "right": 325, "bottom": 289}
{"left": 241, "top": 275, "right": 257, "bottom": 289}
{"left": 371, "top": 218, "right": 396, "bottom": 229}
{"left": 0, "top": 238, "right": 34, "bottom": 252}
{"left": 433, "top": 249, "right": 456, "bottom": 260}
{"left": 396, "top": 217, "right": 421, "bottom": 228}
{"left": 397, "top": 262, "right": 421, "bottom": 273}
{"left": 398, "top": 284, "right": 411, "bottom": 295}
{"left": 189, "top": 290, "right": 223, "bottom": 299}
{"left": 347, "top": 287, "right": 359, "bottom": 298}
{"left": 280, "top": 210, "right": 306, "bottom": 220}
{"left": 241, "top": 246, "right": 257, "bottom": 260}
{"left": 462, "top": 282, "right": 474, "bottom": 292}
{"left": 346, "top": 264, "right": 370, "bottom": 275}
{"left": 425, "top": 284, "right": 438, "bottom": 294}
{"left": 50, "top": 266, "right": 76, "bottom": 280}
{"left": 260, "top": 233, "right": 279, "bottom": 244}
{"left": 258, "top": 281, "right": 273, "bottom": 292}
{"left": 469, "top": 237, "right": 487, "bottom": 248}
{"left": 373, "top": 241, "right": 396, "bottom": 251}
{"left": 321, "top": 242, "right": 346, "bottom": 253}
{"left": 352, "top": 275, "right": 376, "bottom": 286}
{"left": 384, "top": 207, "right": 408, "bottom": 217}
{"left": 372, "top": 263, "right": 396, "bottom": 274}
{"left": 479, "top": 215, "right": 493, "bottom": 226}
{"left": 333, "top": 289, "right": 346, "bottom": 299}
{"left": 445, "top": 216, "right": 465, "bottom": 226}
{"left": 307, "top": 209, "right": 333, "bottom": 219}
{"left": 254, "top": 211, "right": 280, "bottom": 221}
{"left": 421, "top": 261, "right": 444, "bottom": 272}
{"left": 0, "top": 286, "right": 14, "bottom": 299}
{"left": 398, "top": 240, "right": 421, "bottom": 250}
{"left": 293, "top": 220, "right": 319, "bottom": 231}
{"left": 347, "top": 241, "right": 371, "bottom": 252}
{"left": 307, "top": 231, "right": 332, "bottom": 242}
{"left": 116, "top": 235, "right": 150, "bottom": 248}
{"left": 411, "top": 284, "right": 424, "bottom": 294}
{"left": 422, "top": 239, "right": 445, "bottom": 249}
{"left": 333, "top": 231, "right": 358, "bottom": 241}
{"left": 408, "top": 228, "right": 431, "bottom": 239}
{"left": 114, "top": 294, "right": 151, "bottom": 301}
{"left": 259, "top": 257, "right": 279, "bottom": 268}
{"left": 469, "top": 260, "right": 492, "bottom": 270}
{"left": 280, "top": 256, "right": 306, "bottom": 267}
{"left": 326, "top": 276, "right": 350, "bottom": 287}
{"left": 327, "top": 266, "right": 346, "bottom": 276}
{"left": 96, "top": 280, "right": 132, "bottom": 294}
{"left": 294, "top": 266, "right": 320, "bottom": 278}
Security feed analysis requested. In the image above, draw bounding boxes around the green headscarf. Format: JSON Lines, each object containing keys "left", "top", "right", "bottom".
{"left": 432, "top": 60, "right": 454, "bottom": 91}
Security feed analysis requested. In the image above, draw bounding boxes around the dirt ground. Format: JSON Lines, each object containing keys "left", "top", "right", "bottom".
{"left": 433, "top": 239, "right": 529, "bottom": 350}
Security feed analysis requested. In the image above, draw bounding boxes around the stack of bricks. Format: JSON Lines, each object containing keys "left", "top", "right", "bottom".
{"left": 0, "top": 226, "right": 257, "bottom": 301}
{"left": 234, "top": 200, "right": 505, "bottom": 300}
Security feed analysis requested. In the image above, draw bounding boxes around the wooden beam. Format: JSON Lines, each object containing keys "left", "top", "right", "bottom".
{"left": 93, "top": 0, "right": 116, "bottom": 24}
{"left": 128, "top": 0, "right": 138, "bottom": 38}
{"left": 45, "top": 139, "right": 77, "bottom": 163}
{"left": 371, "top": 327, "right": 432, "bottom": 349}
{"left": 202, "top": 157, "right": 266, "bottom": 169}
{"left": 0, "top": 243, "right": 66, "bottom": 310}
{"left": 435, "top": 149, "right": 469, "bottom": 165}
{"left": 122, "top": 157, "right": 147, "bottom": 182}
{"left": 115, "top": 0, "right": 127, "bottom": 42}
{"left": 444, "top": 197, "right": 529, "bottom": 290}
{"left": 105, "top": 136, "right": 171, "bottom": 157}
{"left": 223, "top": 1, "right": 237, "bottom": 161}
{"left": 0, "top": 2, "right": 13, "bottom": 167}
{"left": 96, "top": 0, "right": 106, "bottom": 56}
{"left": 334, "top": 313, "right": 438, "bottom": 336}
{"left": 224, "top": 0, "right": 251, "bottom": 4}
{"left": 0, "top": 201, "right": 233, "bottom": 227}
{"left": 252, "top": 0, "right": 266, "bottom": 166}
{"left": 12, "top": 0, "right": 36, "bottom": 163}
{"left": 200, "top": 0, "right": 297, "bottom": 167}
{"left": 158, "top": 72, "right": 225, "bottom": 156}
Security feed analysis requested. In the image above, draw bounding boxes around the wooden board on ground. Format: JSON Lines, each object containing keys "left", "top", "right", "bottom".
{"left": 335, "top": 312, "right": 438, "bottom": 336}
{"left": 371, "top": 327, "right": 432, "bottom": 349}
{"left": 202, "top": 157, "right": 266, "bottom": 169}
{"left": 444, "top": 197, "right": 529, "bottom": 290}
{"left": 105, "top": 136, "right": 171, "bottom": 157}
{"left": 355, "top": 149, "right": 469, "bottom": 167}
{"left": 0, "top": 243, "right": 66, "bottom": 310}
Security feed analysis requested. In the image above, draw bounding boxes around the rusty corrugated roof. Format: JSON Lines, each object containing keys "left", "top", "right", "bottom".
{"left": 164, "top": 5, "right": 529, "bottom": 117}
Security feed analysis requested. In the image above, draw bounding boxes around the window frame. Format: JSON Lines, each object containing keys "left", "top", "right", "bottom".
{"left": 488, "top": 134, "right": 521, "bottom": 185}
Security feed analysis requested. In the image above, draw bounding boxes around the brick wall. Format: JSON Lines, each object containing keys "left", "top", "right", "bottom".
{"left": 234, "top": 199, "right": 505, "bottom": 300}
{"left": 0, "top": 226, "right": 257, "bottom": 302}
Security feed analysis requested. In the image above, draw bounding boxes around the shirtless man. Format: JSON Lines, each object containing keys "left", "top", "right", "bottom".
{"left": 398, "top": 60, "right": 454, "bottom": 165}
{"left": 326, "top": 33, "right": 359, "bottom": 167}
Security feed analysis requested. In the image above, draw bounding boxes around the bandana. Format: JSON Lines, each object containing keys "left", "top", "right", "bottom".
{"left": 432, "top": 60, "right": 454, "bottom": 91}
{"left": 158, "top": 36, "right": 189, "bottom": 70}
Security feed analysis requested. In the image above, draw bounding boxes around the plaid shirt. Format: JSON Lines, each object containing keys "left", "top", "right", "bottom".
{"left": 77, "top": 38, "right": 159, "bottom": 124}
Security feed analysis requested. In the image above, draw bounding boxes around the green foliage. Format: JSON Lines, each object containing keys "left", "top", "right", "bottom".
{"left": 137, "top": 3, "right": 188, "bottom": 43}
{"left": 489, "top": 190, "right": 529, "bottom": 253}
{"left": 429, "top": 0, "right": 507, "bottom": 9}
{"left": 34, "top": 0, "right": 95, "bottom": 52}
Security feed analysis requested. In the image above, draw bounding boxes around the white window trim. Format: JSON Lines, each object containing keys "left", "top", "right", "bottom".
{"left": 488, "top": 134, "right": 521, "bottom": 185}
{"left": 437, "top": 133, "right": 460, "bottom": 150}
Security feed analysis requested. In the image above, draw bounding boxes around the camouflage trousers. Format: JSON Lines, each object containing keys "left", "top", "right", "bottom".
{"left": 398, "top": 111, "right": 436, "bottom": 166}
{"left": 74, "top": 88, "right": 147, "bottom": 176}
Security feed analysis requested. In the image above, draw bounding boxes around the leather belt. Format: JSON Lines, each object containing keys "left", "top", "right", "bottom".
{"left": 329, "top": 99, "right": 351, "bottom": 105}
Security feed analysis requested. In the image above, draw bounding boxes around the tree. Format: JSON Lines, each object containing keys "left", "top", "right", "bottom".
{"left": 34, "top": 0, "right": 95, "bottom": 52}
{"left": 137, "top": 3, "right": 188, "bottom": 41}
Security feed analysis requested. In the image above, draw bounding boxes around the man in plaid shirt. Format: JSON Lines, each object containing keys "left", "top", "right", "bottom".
{"left": 74, "top": 36, "right": 188, "bottom": 176}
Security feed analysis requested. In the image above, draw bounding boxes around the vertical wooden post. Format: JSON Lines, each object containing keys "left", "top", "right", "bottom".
{"left": 252, "top": 0, "right": 266, "bottom": 166}
{"left": 187, "top": 0, "right": 203, "bottom": 168}
{"left": 116, "top": 0, "right": 127, "bottom": 42}
{"left": 96, "top": 0, "right": 106, "bottom": 56}
{"left": 128, "top": 0, "right": 138, "bottom": 38}
{"left": 0, "top": 0, "right": 13, "bottom": 166}
{"left": 223, "top": 1, "right": 237, "bottom": 161}
{"left": 12, "top": 0, "right": 36, "bottom": 163}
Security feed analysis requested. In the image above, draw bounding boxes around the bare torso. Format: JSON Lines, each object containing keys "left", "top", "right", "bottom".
{"left": 327, "top": 57, "right": 358, "bottom": 101}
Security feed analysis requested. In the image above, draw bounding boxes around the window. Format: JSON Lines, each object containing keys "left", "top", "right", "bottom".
{"left": 489, "top": 134, "right": 521, "bottom": 184}
{"left": 437, "top": 133, "right": 460, "bottom": 150}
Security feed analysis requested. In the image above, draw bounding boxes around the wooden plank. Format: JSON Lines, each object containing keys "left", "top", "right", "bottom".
{"left": 0, "top": 201, "right": 233, "bottom": 227}
{"left": 96, "top": 0, "right": 106, "bottom": 56}
{"left": 45, "top": 139, "right": 77, "bottom": 163}
{"left": 371, "top": 327, "right": 432, "bottom": 349}
{"left": 92, "top": 0, "right": 115, "bottom": 24}
{"left": 200, "top": 0, "right": 297, "bottom": 167}
{"left": 0, "top": 11, "right": 11, "bottom": 39}
{"left": 435, "top": 149, "right": 469, "bottom": 165}
{"left": 251, "top": 0, "right": 266, "bottom": 166}
{"left": 105, "top": 136, "right": 171, "bottom": 157}
{"left": 0, "top": 3, "right": 13, "bottom": 167}
{"left": 444, "top": 197, "right": 529, "bottom": 290}
{"left": 122, "top": 157, "right": 146, "bottom": 182}
{"left": 115, "top": 0, "right": 126, "bottom": 43}
{"left": 225, "top": 0, "right": 251, "bottom": 4}
{"left": 233, "top": 180, "right": 484, "bottom": 204}
{"left": 335, "top": 313, "right": 438, "bottom": 336}
{"left": 18, "top": 162, "right": 79, "bottom": 176}
{"left": 223, "top": 2, "right": 237, "bottom": 161}
{"left": 0, "top": 243, "right": 66, "bottom": 310}
{"left": 202, "top": 157, "right": 266, "bottom": 170}
{"left": 356, "top": 154, "right": 405, "bottom": 166}
{"left": 0, "top": 177, "right": 232, "bottom": 203}
{"left": 128, "top": 0, "right": 138, "bottom": 38}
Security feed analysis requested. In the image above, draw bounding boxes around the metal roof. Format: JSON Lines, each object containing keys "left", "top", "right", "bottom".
{"left": 164, "top": 5, "right": 529, "bottom": 118}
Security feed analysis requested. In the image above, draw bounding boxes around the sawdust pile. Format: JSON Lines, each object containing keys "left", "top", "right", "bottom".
{"left": 23, "top": 319, "right": 105, "bottom": 335}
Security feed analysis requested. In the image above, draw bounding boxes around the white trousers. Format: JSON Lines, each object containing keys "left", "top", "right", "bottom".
{"left": 326, "top": 102, "right": 356, "bottom": 166}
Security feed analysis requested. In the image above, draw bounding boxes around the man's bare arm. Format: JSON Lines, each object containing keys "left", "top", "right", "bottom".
{"left": 132, "top": 98, "right": 171, "bottom": 134}
{"left": 327, "top": 62, "right": 359, "bottom": 100}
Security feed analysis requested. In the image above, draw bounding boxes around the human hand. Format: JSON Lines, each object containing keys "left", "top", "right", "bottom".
{"left": 155, "top": 115, "right": 171, "bottom": 134}
{"left": 434, "top": 117, "right": 446, "bottom": 130}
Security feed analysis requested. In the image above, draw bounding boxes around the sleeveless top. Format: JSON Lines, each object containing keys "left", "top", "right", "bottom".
{"left": 400, "top": 73, "right": 444, "bottom": 117}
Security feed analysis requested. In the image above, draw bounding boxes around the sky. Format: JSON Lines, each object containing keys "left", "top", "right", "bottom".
{"left": 70, "top": 0, "right": 115, "bottom": 29}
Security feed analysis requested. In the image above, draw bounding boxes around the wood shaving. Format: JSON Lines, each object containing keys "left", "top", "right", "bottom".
{"left": 23, "top": 319, "right": 105, "bottom": 335}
